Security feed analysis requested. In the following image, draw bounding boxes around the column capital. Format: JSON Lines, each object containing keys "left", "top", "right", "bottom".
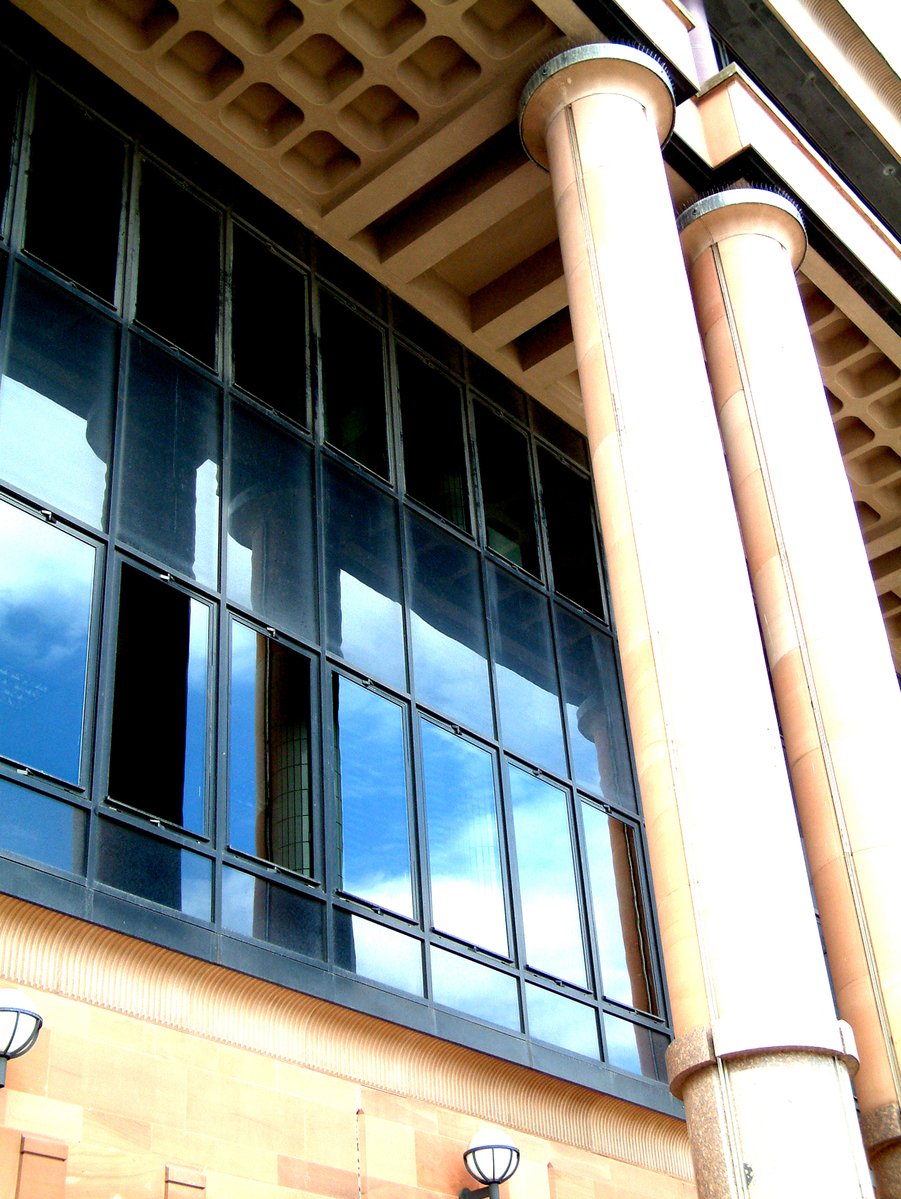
{"left": 518, "top": 43, "right": 675, "bottom": 169}
{"left": 678, "top": 187, "right": 807, "bottom": 270}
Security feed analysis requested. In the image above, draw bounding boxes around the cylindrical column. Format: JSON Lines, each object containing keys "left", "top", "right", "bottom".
{"left": 679, "top": 187, "right": 901, "bottom": 1196}
{"left": 520, "top": 45, "right": 874, "bottom": 1198}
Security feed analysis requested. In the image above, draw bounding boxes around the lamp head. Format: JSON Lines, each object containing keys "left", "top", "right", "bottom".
{"left": 463, "top": 1127, "right": 520, "bottom": 1191}
{"left": 0, "top": 990, "right": 43, "bottom": 1087}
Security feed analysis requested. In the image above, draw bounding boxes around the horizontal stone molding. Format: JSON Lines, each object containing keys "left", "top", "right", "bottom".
{"left": 0, "top": 896, "right": 692, "bottom": 1182}
{"left": 667, "top": 1018, "right": 860, "bottom": 1097}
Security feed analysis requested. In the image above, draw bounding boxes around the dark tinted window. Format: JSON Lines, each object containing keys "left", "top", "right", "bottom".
{"left": 25, "top": 83, "right": 124, "bottom": 301}
{"left": 136, "top": 162, "right": 220, "bottom": 364}
{"left": 475, "top": 404, "right": 539, "bottom": 575}
{"left": 398, "top": 346, "right": 469, "bottom": 530}
{"left": 320, "top": 291, "right": 388, "bottom": 476}
{"left": 232, "top": 227, "right": 307, "bottom": 423}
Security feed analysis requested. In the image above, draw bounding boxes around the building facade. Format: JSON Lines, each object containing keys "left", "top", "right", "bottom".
{"left": 0, "top": 1, "right": 899, "bottom": 1197}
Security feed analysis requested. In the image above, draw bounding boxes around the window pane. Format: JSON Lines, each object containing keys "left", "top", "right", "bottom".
{"left": 603, "top": 1014, "right": 668, "bottom": 1080}
{"left": 475, "top": 404, "right": 539, "bottom": 575}
{"left": 323, "top": 462, "right": 405, "bottom": 689}
{"left": 530, "top": 401, "right": 588, "bottom": 468}
{"left": 320, "top": 291, "right": 388, "bottom": 477}
{"left": 0, "top": 500, "right": 94, "bottom": 781}
{"left": 556, "top": 608, "right": 636, "bottom": 809}
{"left": 421, "top": 720, "right": 507, "bottom": 955}
{"left": 538, "top": 449, "right": 603, "bottom": 614}
{"left": 582, "top": 805, "right": 658, "bottom": 1015}
{"left": 488, "top": 565, "right": 565, "bottom": 775}
{"left": 0, "top": 778, "right": 86, "bottom": 875}
{"left": 25, "top": 83, "right": 124, "bottom": 301}
{"left": 334, "top": 911, "right": 423, "bottom": 995}
{"left": 334, "top": 675, "right": 413, "bottom": 917}
{"left": 509, "top": 767, "right": 585, "bottom": 986}
{"left": 406, "top": 512, "right": 492, "bottom": 736}
{"left": 526, "top": 984, "right": 599, "bottom": 1058}
{"left": 97, "top": 819, "right": 211, "bottom": 919}
{"left": 136, "top": 161, "right": 220, "bottom": 365}
{"left": 430, "top": 946, "right": 520, "bottom": 1030}
{"left": 109, "top": 566, "right": 209, "bottom": 834}
{"left": 221, "top": 865, "right": 325, "bottom": 960}
{"left": 397, "top": 347, "right": 469, "bottom": 530}
{"left": 1, "top": 265, "right": 116, "bottom": 528}
{"left": 229, "top": 621, "right": 313, "bottom": 876}
{"left": 0, "top": 51, "right": 22, "bottom": 236}
{"left": 227, "top": 402, "right": 316, "bottom": 643}
{"left": 232, "top": 228, "right": 307, "bottom": 423}
{"left": 119, "top": 334, "right": 221, "bottom": 585}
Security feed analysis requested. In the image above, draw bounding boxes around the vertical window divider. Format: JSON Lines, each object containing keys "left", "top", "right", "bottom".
{"left": 5, "top": 66, "right": 34, "bottom": 256}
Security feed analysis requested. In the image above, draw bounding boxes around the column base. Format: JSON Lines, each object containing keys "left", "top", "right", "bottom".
{"left": 666, "top": 1023, "right": 869, "bottom": 1199}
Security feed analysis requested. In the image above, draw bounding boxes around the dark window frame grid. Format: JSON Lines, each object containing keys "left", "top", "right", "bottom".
{"left": 0, "top": 32, "right": 677, "bottom": 1116}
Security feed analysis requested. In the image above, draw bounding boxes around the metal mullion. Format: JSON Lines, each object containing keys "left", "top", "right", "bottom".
{"left": 4, "top": 66, "right": 34, "bottom": 256}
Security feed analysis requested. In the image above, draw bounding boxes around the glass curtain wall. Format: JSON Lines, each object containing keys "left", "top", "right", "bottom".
{"left": 0, "top": 40, "right": 670, "bottom": 1093}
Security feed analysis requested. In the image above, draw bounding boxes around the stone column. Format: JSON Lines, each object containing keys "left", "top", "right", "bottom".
{"left": 519, "top": 45, "right": 874, "bottom": 1198}
{"left": 679, "top": 187, "right": 901, "bottom": 1196}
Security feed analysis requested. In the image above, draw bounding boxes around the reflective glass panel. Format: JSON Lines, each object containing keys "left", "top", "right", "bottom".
{"left": 526, "top": 984, "right": 599, "bottom": 1058}
{"left": 397, "top": 347, "right": 469, "bottom": 530}
{"left": 556, "top": 607, "right": 636, "bottom": 809}
{"left": 488, "top": 565, "right": 565, "bottom": 775}
{"left": 430, "top": 946, "right": 520, "bottom": 1030}
{"left": 538, "top": 448, "right": 603, "bottom": 614}
{"left": 320, "top": 291, "right": 388, "bottom": 477}
{"left": 0, "top": 778, "right": 86, "bottom": 875}
{"left": 97, "top": 819, "right": 211, "bottom": 920}
{"left": 109, "top": 566, "right": 209, "bottom": 834}
{"left": 1, "top": 266, "right": 116, "bottom": 529}
{"left": 509, "top": 767, "right": 585, "bottom": 985}
{"left": 25, "top": 83, "right": 124, "bottom": 301}
{"left": 530, "top": 402, "right": 588, "bottom": 468}
{"left": 406, "top": 512, "right": 492, "bottom": 736}
{"left": 603, "top": 1014, "right": 668, "bottom": 1080}
{"left": 136, "top": 161, "right": 220, "bottom": 366}
{"left": 421, "top": 720, "right": 507, "bottom": 955}
{"left": 221, "top": 865, "right": 325, "bottom": 960}
{"left": 0, "top": 51, "right": 19, "bottom": 229}
{"left": 229, "top": 621, "right": 313, "bottom": 875}
{"left": 334, "top": 911, "right": 424, "bottom": 995}
{"left": 0, "top": 500, "right": 94, "bottom": 781}
{"left": 475, "top": 404, "right": 539, "bottom": 575}
{"left": 582, "top": 805, "right": 658, "bottom": 1014}
{"left": 323, "top": 462, "right": 405, "bottom": 689}
{"left": 119, "top": 334, "right": 221, "bottom": 586}
{"left": 334, "top": 675, "right": 413, "bottom": 917}
{"left": 227, "top": 402, "right": 316, "bottom": 643}
{"left": 232, "top": 227, "right": 307, "bottom": 423}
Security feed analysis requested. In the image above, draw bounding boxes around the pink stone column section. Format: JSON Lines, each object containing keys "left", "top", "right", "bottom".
{"left": 680, "top": 188, "right": 901, "bottom": 1197}
{"left": 520, "top": 45, "right": 873, "bottom": 1198}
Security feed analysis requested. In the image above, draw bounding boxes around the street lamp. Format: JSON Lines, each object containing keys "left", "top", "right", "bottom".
{"left": 460, "top": 1127, "right": 520, "bottom": 1199}
{"left": 0, "top": 990, "right": 43, "bottom": 1087}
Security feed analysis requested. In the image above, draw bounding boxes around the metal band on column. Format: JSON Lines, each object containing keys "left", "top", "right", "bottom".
{"left": 521, "top": 48, "right": 874, "bottom": 1198}
{"left": 680, "top": 185, "right": 901, "bottom": 1198}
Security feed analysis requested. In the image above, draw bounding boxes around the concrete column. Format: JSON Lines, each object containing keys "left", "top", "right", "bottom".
{"left": 679, "top": 187, "right": 901, "bottom": 1196}
{"left": 519, "top": 45, "right": 874, "bottom": 1199}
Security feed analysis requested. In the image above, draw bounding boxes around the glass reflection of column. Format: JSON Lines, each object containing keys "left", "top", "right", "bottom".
{"left": 253, "top": 636, "right": 311, "bottom": 876}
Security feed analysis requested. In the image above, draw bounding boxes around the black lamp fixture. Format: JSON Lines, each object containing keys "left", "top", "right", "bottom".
{"left": 460, "top": 1127, "right": 521, "bottom": 1199}
{"left": 0, "top": 990, "right": 43, "bottom": 1087}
